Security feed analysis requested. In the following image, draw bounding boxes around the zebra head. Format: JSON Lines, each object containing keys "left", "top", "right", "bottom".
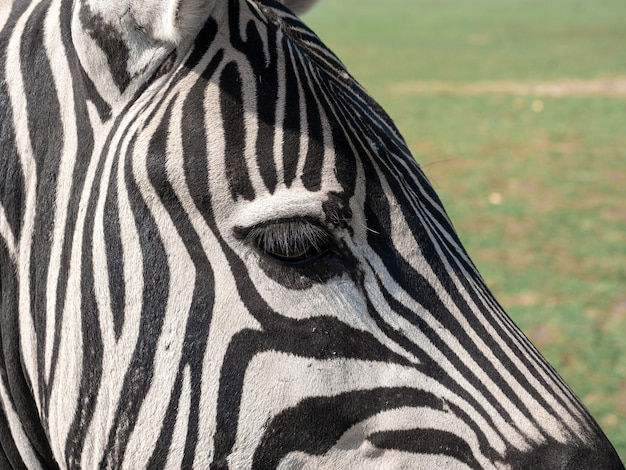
{"left": 0, "top": 0, "right": 622, "bottom": 468}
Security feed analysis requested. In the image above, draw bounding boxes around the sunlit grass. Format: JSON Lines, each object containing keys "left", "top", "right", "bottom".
{"left": 307, "top": 0, "right": 626, "bottom": 458}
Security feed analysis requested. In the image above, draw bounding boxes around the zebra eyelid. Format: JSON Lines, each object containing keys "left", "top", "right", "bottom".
{"left": 232, "top": 216, "right": 330, "bottom": 240}
{"left": 233, "top": 217, "right": 335, "bottom": 265}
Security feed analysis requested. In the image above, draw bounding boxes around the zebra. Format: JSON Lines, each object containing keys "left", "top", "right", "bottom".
{"left": 0, "top": 0, "right": 623, "bottom": 468}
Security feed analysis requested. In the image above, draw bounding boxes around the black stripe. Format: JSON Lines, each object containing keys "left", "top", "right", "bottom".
{"left": 185, "top": 18, "right": 219, "bottom": 70}
{"left": 212, "top": 326, "right": 415, "bottom": 469}
{"left": 265, "top": 2, "right": 347, "bottom": 84}
{"left": 369, "top": 428, "right": 481, "bottom": 469}
{"left": 225, "top": 0, "right": 275, "bottom": 195}
{"left": 103, "top": 151, "right": 125, "bottom": 340}
{"left": 62, "top": 52, "right": 160, "bottom": 463}
{"left": 20, "top": 1, "right": 64, "bottom": 421}
{"left": 61, "top": 0, "right": 112, "bottom": 121}
{"left": 0, "top": 398, "right": 28, "bottom": 470}
{"left": 281, "top": 41, "right": 302, "bottom": 187}
{"left": 45, "top": 2, "right": 94, "bottom": 420}
{"left": 252, "top": 387, "right": 466, "bottom": 469}
{"left": 425, "top": 213, "right": 589, "bottom": 429}
{"left": 221, "top": 61, "right": 256, "bottom": 201}
{"left": 146, "top": 371, "right": 185, "bottom": 470}
{"left": 299, "top": 61, "right": 325, "bottom": 191}
{"left": 249, "top": 13, "right": 279, "bottom": 193}
{"left": 312, "top": 79, "right": 362, "bottom": 201}
{"left": 64, "top": 118, "right": 107, "bottom": 470}
{"left": 198, "top": 176, "right": 414, "bottom": 468}
{"left": 62, "top": 41, "right": 183, "bottom": 463}
{"left": 0, "top": 9, "right": 25, "bottom": 242}
{"left": 98, "top": 106, "right": 173, "bottom": 468}
{"left": 185, "top": 52, "right": 223, "bottom": 219}
{"left": 143, "top": 91, "right": 218, "bottom": 466}
{"left": 0, "top": 106, "right": 23, "bottom": 244}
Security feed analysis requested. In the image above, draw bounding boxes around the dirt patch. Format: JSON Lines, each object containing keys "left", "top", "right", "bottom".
{"left": 389, "top": 78, "right": 626, "bottom": 97}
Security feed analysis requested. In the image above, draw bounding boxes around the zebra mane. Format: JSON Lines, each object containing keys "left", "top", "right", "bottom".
{"left": 278, "top": 0, "right": 319, "bottom": 15}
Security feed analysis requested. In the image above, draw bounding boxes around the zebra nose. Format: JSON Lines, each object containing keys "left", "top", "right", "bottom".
{"left": 517, "top": 441, "right": 624, "bottom": 470}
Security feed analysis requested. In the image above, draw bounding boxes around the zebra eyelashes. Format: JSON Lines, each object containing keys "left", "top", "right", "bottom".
{"left": 234, "top": 218, "right": 334, "bottom": 266}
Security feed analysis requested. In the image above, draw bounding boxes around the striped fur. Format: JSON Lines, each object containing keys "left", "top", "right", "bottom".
{"left": 0, "top": 0, "right": 623, "bottom": 468}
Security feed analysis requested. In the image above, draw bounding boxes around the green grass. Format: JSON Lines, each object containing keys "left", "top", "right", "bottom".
{"left": 307, "top": 0, "right": 626, "bottom": 86}
{"left": 307, "top": 0, "right": 626, "bottom": 459}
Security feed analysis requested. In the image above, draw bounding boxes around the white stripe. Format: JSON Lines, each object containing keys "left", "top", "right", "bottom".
{"left": 43, "top": 0, "right": 78, "bottom": 394}
{"left": 272, "top": 29, "right": 286, "bottom": 181}
{"left": 232, "top": 51, "right": 266, "bottom": 197}
{"left": 0, "top": 2, "right": 11, "bottom": 33}
{"left": 0, "top": 204, "right": 16, "bottom": 262}
{"left": 291, "top": 46, "right": 310, "bottom": 183}
{"left": 361, "top": 266, "right": 520, "bottom": 453}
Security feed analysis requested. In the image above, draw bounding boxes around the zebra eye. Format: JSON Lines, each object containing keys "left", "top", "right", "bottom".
{"left": 235, "top": 219, "right": 332, "bottom": 265}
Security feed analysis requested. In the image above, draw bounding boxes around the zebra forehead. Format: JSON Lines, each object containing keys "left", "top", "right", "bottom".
{"left": 107, "top": 0, "right": 398, "bottom": 211}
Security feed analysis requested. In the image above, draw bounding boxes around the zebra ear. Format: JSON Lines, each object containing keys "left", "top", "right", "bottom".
{"left": 72, "top": 0, "right": 217, "bottom": 101}
{"left": 75, "top": 0, "right": 217, "bottom": 46}
{"left": 278, "top": 0, "right": 319, "bottom": 16}
{"left": 129, "top": 0, "right": 217, "bottom": 44}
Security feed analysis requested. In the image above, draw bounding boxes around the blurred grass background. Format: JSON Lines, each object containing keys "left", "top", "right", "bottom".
{"left": 307, "top": 0, "right": 626, "bottom": 459}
